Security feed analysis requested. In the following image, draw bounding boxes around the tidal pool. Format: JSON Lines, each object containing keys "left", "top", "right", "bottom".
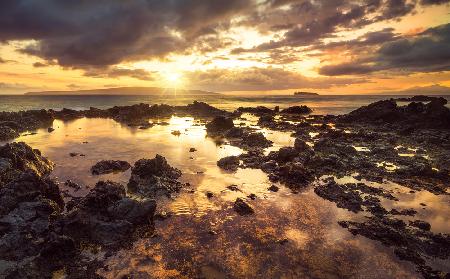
{"left": 5, "top": 116, "right": 432, "bottom": 278}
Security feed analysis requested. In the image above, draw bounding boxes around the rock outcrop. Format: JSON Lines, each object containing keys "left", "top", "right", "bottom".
{"left": 128, "top": 154, "right": 182, "bottom": 197}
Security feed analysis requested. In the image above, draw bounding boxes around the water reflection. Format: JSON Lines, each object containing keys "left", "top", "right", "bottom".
{"left": 8, "top": 117, "right": 426, "bottom": 278}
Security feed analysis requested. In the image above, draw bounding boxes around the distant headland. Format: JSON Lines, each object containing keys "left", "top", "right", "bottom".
{"left": 25, "top": 86, "right": 218, "bottom": 96}
{"left": 293, "top": 91, "right": 319, "bottom": 96}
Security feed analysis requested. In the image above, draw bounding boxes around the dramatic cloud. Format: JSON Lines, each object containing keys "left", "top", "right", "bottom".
{"left": 0, "top": 0, "right": 254, "bottom": 68}
{"left": 186, "top": 67, "right": 364, "bottom": 91}
{"left": 0, "top": 0, "right": 449, "bottom": 92}
{"left": 235, "top": 0, "right": 419, "bottom": 53}
{"left": 319, "top": 23, "right": 450, "bottom": 76}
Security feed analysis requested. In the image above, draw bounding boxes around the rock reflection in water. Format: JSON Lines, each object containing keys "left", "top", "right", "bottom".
{"left": 9, "top": 116, "right": 422, "bottom": 278}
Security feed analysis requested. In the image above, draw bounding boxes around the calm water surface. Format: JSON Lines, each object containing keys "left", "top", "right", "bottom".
{"left": 2, "top": 111, "right": 449, "bottom": 278}
{"left": 1, "top": 94, "right": 449, "bottom": 115}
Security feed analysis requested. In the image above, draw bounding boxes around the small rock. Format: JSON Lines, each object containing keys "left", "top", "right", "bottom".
{"left": 189, "top": 148, "right": 197, "bottom": 152}
{"left": 227, "top": 184, "right": 241, "bottom": 192}
{"left": 69, "top": 152, "right": 79, "bottom": 157}
{"left": 65, "top": 180, "right": 81, "bottom": 190}
{"left": 234, "top": 198, "right": 254, "bottom": 215}
{"left": 91, "top": 160, "right": 131, "bottom": 175}
{"left": 206, "top": 191, "right": 214, "bottom": 198}
{"left": 268, "top": 185, "right": 279, "bottom": 192}
{"left": 171, "top": 130, "right": 181, "bottom": 136}
{"left": 48, "top": 127, "right": 55, "bottom": 133}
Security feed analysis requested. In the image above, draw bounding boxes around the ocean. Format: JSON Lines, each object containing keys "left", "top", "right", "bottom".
{"left": 1, "top": 94, "right": 449, "bottom": 115}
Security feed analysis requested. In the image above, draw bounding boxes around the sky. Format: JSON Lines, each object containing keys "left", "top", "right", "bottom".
{"left": 0, "top": 0, "right": 450, "bottom": 95}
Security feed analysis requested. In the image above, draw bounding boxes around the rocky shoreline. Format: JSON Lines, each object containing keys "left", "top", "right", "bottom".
{"left": 0, "top": 97, "right": 449, "bottom": 278}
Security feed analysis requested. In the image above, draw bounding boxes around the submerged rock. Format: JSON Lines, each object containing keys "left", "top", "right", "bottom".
{"left": 91, "top": 160, "right": 131, "bottom": 175}
{"left": 339, "top": 216, "right": 450, "bottom": 278}
{"left": 127, "top": 154, "right": 182, "bottom": 197}
{"left": 217, "top": 156, "right": 240, "bottom": 171}
{"left": 233, "top": 198, "right": 254, "bottom": 215}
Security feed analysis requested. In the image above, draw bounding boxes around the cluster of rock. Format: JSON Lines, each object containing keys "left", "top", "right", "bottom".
{"left": 0, "top": 110, "right": 54, "bottom": 141}
{"left": 341, "top": 97, "right": 450, "bottom": 130}
{"left": 127, "top": 155, "right": 182, "bottom": 197}
{"left": 0, "top": 142, "right": 183, "bottom": 277}
{"left": 206, "top": 116, "right": 273, "bottom": 151}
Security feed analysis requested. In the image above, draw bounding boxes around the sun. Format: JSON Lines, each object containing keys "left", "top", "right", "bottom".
{"left": 165, "top": 72, "right": 182, "bottom": 83}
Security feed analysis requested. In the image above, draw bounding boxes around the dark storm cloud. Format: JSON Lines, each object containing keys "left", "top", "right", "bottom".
{"left": 0, "top": 0, "right": 254, "bottom": 69}
{"left": 186, "top": 67, "right": 365, "bottom": 91}
{"left": 319, "top": 23, "right": 450, "bottom": 76}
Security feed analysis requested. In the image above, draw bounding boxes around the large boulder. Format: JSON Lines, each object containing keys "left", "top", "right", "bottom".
{"left": 0, "top": 172, "right": 63, "bottom": 216}
{"left": 0, "top": 142, "right": 54, "bottom": 187}
{"left": 63, "top": 180, "right": 156, "bottom": 246}
{"left": 127, "top": 155, "right": 182, "bottom": 197}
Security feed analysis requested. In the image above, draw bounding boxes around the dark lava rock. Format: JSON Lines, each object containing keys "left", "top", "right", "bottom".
{"left": 0, "top": 142, "right": 54, "bottom": 186}
{"left": 281, "top": 106, "right": 312, "bottom": 114}
{"left": 181, "top": 101, "right": 229, "bottom": 117}
{"left": 189, "top": 147, "right": 197, "bottom": 152}
{"left": 227, "top": 184, "right": 241, "bottom": 192}
{"left": 47, "top": 127, "right": 55, "bottom": 133}
{"left": 0, "top": 171, "right": 64, "bottom": 216}
{"left": 241, "top": 132, "right": 273, "bottom": 148}
{"left": 341, "top": 98, "right": 450, "bottom": 129}
{"left": 63, "top": 180, "right": 156, "bottom": 246}
{"left": 339, "top": 216, "right": 450, "bottom": 278}
{"left": 225, "top": 127, "right": 245, "bottom": 138}
{"left": 314, "top": 179, "right": 396, "bottom": 215}
{"left": 91, "top": 160, "right": 131, "bottom": 175}
{"left": 270, "top": 162, "right": 313, "bottom": 189}
{"left": 0, "top": 109, "right": 54, "bottom": 140}
{"left": 217, "top": 156, "right": 240, "bottom": 171}
{"left": 128, "top": 154, "right": 182, "bottom": 197}
{"left": 171, "top": 130, "right": 181, "bottom": 136}
{"left": 0, "top": 126, "right": 19, "bottom": 141}
{"left": 237, "top": 106, "right": 274, "bottom": 115}
{"left": 206, "top": 116, "right": 234, "bottom": 133}
{"left": 409, "top": 220, "right": 431, "bottom": 231}
{"left": 64, "top": 179, "right": 81, "bottom": 190}
{"left": 396, "top": 96, "right": 447, "bottom": 103}
{"left": 268, "top": 147, "right": 299, "bottom": 163}
{"left": 206, "top": 191, "right": 214, "bottom": 198}
{"left": 268, "top": 185, "right": 279, "bottom": 192}
{"left": 234, "top": 198, "right": 254, "bottom": 215}
{"left": 294, "top": 138, "right": 310, "bottom": 151}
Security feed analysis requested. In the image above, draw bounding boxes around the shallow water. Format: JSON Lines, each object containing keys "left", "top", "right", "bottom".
{"left": 5, "top": 114, "right": 449, "bottom": 278}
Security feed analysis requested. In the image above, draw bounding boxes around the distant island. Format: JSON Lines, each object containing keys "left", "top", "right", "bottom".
{"left": 293, "top": 91, "right": 319, "bottom": 96}
{"left": 25, "top": 86, "right": 218, "bottom": 96}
